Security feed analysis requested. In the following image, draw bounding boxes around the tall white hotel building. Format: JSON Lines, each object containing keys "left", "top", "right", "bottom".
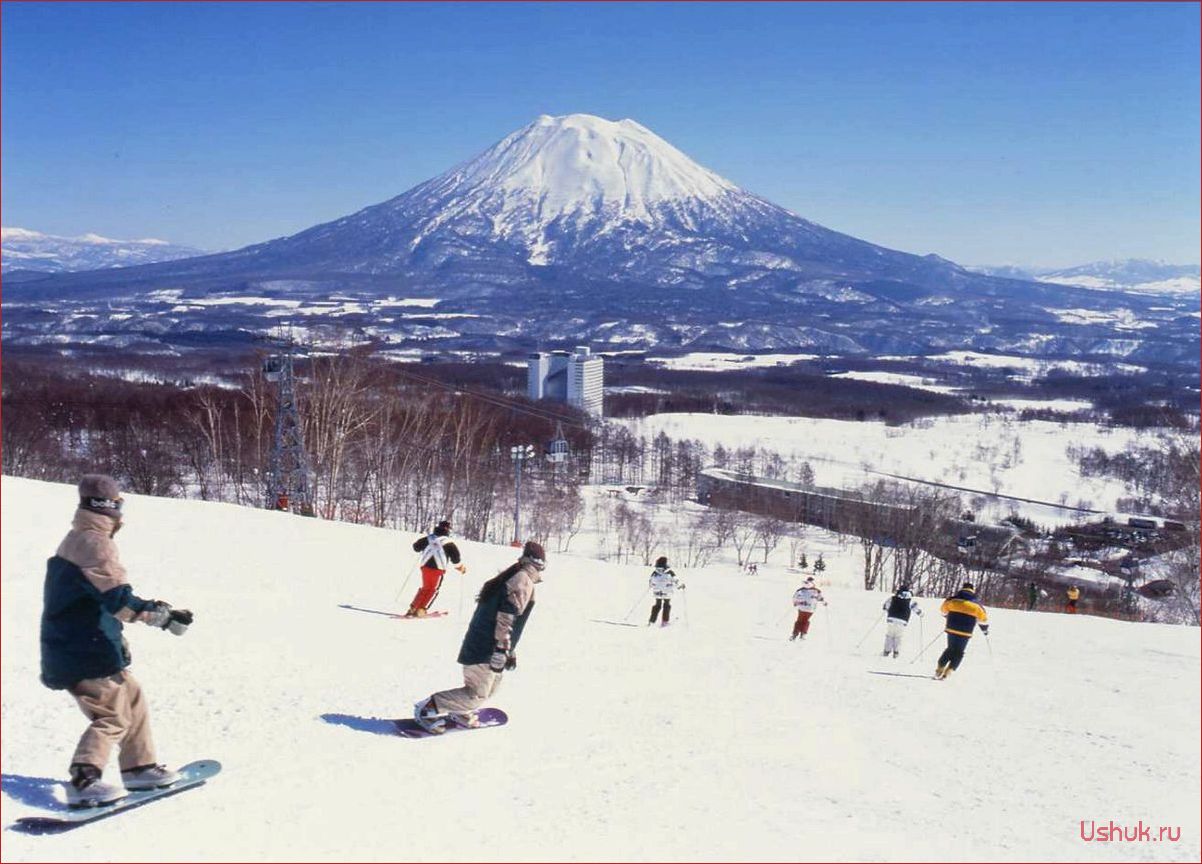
{"left": 527, "top": 346, "right": 604, "bottom": 418}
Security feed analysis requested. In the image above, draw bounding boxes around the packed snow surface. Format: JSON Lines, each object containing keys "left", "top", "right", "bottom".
{"left": 2, "top": 476, "right": 1197, "bottom": 862}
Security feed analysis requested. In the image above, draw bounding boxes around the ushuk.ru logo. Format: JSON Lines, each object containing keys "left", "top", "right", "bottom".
{"left": 1080, "top": 820, "right": 1181, "bottom": 842}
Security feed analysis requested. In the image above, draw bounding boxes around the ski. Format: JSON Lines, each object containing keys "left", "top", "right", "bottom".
{"left": 867, "top": 671, "right": 937, "bottom": 680}
{"left": 588, "top": 619, "right": 640, "bottom": 628}
{"left": 338, "top": 604, "right": 447, "bottom": 620}
{"left": 14, "top": 760, "right": 221, "bottom": 834}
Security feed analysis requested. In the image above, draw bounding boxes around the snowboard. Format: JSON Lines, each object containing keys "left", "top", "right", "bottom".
{"left": 394, "top": 707, "right": 508, "bottom": 739}
{"left": 14, "top": 760, "right": 221, "bottom": 834}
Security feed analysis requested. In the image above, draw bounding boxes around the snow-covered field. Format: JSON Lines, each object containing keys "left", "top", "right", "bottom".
{"left": 919, "top": 351, "right": 1146, "bottom": 379}
{"left": 2, "top": 476, "right": 1198, "bottom": 862}
{"left": 829, "top": 370, "right": 959, "bottom": 393}
{"left": 647, "top": 352, "right": 819, "bottom": 371}
{"left": 620, "top": 413, "right": 1154, "bottom": 518}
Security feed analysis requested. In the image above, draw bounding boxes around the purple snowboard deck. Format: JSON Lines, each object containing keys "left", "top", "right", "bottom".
{"left": 394, "top": 707, "right": 508, "bottom": 739}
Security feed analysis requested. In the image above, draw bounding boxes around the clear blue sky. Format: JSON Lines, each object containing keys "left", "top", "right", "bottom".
{"left": 2, "top": 1, "right": 1198, "bottom": 267}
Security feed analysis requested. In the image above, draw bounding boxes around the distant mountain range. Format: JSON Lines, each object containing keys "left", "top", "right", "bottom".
{"left": 3, "top": 114, "right": 1198, "bottom": 366}
{"left": 971, "top": 260, "right": 1200, "bottom": 297}
{"left": 1, "top": 227, "right": 205, "bottom": 273}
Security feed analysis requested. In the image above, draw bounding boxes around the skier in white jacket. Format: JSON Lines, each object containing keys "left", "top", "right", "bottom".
{"left": 648, "top": 557, "right": 683, "bottom": 627}
{"left": 791, "top": 576, "right": 826, "bottom": 640}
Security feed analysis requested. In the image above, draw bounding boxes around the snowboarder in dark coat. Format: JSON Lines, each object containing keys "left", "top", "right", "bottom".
{"left": 41, "top": 475, "right": 194, "bottom": 806}
{"left": 412, "top": 541, "right": 546, "bottom": 733}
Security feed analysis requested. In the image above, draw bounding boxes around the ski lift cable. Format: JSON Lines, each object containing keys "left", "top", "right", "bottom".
{"left": 388, "top": 366, "right": 595, "bottom": 431}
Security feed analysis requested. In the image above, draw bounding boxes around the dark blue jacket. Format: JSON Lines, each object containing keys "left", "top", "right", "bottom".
{"left": 457, "top": 564, "right": 537, "bottom": 666}
{"left": 40, "top": 555, "right": 153, "bottom": 690}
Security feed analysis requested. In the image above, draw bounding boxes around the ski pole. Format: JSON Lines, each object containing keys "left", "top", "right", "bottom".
{"left": 393, "top": 559, "right": 419, "bottom": 605}
{"left": 909, "top": 630, "right": 943, "bottom": 665}
{"left": 621, "top": 587, "right": 651, "bottom": 623}
{"left": 854, "top": 612, "right": 885, "bottom": 649}
{"left": 822, "top": 603, "right": 832, "bottom": 645}
{"left": 681, "top": 587, "right": 690, "bottom": 629}
{"left": 984, "top": 631, "right": 994, "bottom": 660}
{"left": 457, "top": 566, "right": 465, "bottom": 619}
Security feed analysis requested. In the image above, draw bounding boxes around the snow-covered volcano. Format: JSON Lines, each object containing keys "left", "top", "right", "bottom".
{"left": 217, "top": 111, "right": 889, "bottom": 282}
{"left": 434, "top": 113, "right": 741, "bottom": 230}
{"left": 7, "top": 114, "right": 1198, "bottom": 362}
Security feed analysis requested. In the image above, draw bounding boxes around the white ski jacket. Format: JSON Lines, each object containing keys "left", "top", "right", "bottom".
{"left": 416, "top": 533, "right": 452, "bottom": 570}
{"left": 649, "top": 567, "right": 681, "bottom": 598}
{"left": 793, "top": 586, "right": 825, "bottom": 612}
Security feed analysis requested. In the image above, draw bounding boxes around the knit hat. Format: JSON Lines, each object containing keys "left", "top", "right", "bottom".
{"left": 521, "top": 540, "right": 546, "bottom": 571}
{"left": 79, "top": 474, "right": 123, "bottom": 519}
{"left": 434, "top": 520, "right": 452, "bottom": 537}
{"left": 655, "top": 556, "right": 669, "bottom": 569}
{"left": 961, "top": 581, "right": 975, "bottom": 591}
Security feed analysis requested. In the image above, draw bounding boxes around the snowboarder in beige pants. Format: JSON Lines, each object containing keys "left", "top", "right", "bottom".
{"left": 69, "top": 671, "right": 157, "bottom": 774}
{"left": 414, "top": 541, "right": 546, "bottom": 733}
{"left": 41, "top": 474, "right": 194, "bottom": 806}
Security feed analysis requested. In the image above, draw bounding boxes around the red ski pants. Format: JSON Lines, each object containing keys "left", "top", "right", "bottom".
{"left": 410, "top": 566, "right": 446, "bottom": 612}
{"left": 793, "top": 610, "right": 814, "bottom": 637}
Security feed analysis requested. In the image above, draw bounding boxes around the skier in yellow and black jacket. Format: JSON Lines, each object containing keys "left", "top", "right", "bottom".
{"left": 935, "top": 582, "right": 988, "bottom": 680}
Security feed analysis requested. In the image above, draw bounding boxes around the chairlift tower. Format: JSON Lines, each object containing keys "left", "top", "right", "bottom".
{"left": 264, "top": 347, "right": 314, "bottom": 515}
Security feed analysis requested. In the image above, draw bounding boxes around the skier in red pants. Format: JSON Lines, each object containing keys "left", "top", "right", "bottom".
{"left": 791, "top": 577, "right": 826, "bottom": 641}
{"left": 406, "top": 521, "right": 465, "bottom": 617}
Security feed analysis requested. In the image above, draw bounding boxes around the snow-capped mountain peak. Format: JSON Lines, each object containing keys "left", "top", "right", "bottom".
{"left": 460, "top": 112, "right": 738, "bottom": 207}
{"left": 392, "top": 113, "right": 754, "bottom": 262}
{"left": 971, "top": 258, "right": 1200, "bottom": 297}
{"left": 1, "top": 226, "right": 204, "bottom": 273}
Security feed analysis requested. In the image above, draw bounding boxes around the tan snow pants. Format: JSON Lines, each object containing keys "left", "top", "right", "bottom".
{"left": 68, "top": 670, "right": 156, "bottom": 771}
{"left": 430, "top": 663, "right": 502, "bottom": 714}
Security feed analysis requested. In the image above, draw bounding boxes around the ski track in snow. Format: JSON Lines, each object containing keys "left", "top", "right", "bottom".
{"left": 1, "top": 476, "right": 1197, "bottom": 862}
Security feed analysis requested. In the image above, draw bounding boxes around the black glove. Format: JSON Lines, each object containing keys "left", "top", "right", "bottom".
{"left": 166, "top": 608, "right": 193, "bottom": 636}
{"left": 489, "top": 647, "right": 509, "bottom": 673}
{"left": 505, "top": 653, "right": 517, "bottom": 671}
{"left": 980, "top": 624, "right": 990, "bottom": 635}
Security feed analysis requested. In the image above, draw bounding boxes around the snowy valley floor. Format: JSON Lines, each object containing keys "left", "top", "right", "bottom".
{"left": 2, "top": 476, "right": 1199, "bottom": 862}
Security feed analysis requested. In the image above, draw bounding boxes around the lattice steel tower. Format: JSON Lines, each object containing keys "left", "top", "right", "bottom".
{"left": 264, "top": 348, "right": 314, "bottom": 515}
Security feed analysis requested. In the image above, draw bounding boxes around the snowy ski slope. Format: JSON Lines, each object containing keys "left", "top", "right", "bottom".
{"left": 1, "top": 476, "right": 1197, "bottom": 862}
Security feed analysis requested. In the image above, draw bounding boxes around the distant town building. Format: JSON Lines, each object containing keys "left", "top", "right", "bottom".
{"left": 528, "top": 346, "right": 604, "bottom": 417}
